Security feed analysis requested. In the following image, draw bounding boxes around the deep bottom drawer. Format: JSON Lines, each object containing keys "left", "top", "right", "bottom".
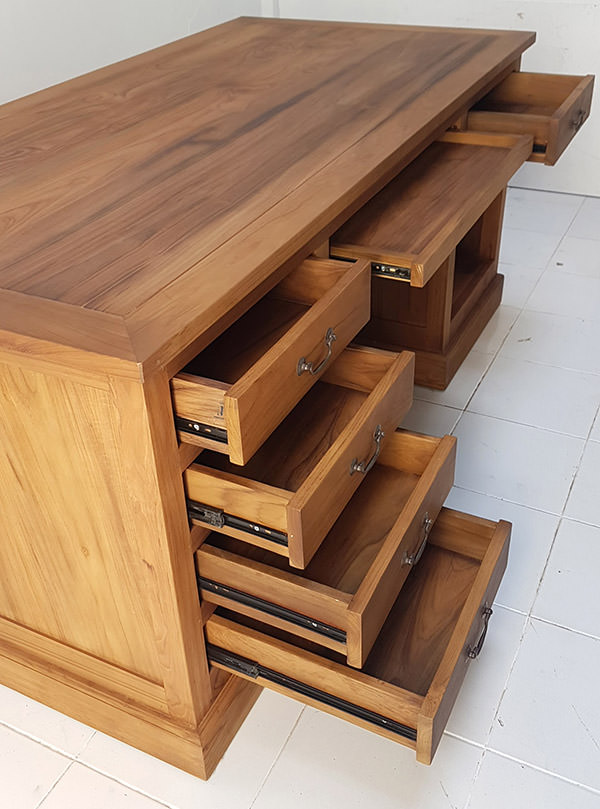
{"left": 205, "top": 508, "right": 510, "bottom": 764}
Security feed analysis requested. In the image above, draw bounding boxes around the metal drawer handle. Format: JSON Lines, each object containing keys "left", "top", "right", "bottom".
{"left": 297, "top": 327, "right": 336, "bottom": 376}
{"left": 467, "top": 604, "right": 493, "bottom": 659}
{"left": 402, "top": 512, "right": 433, "bottom": 566}
{"left": 350, "top": 425, "right": 384, "bottom": 475}
{"left": 571, "top": 109, "right": 586, "bottom": 132}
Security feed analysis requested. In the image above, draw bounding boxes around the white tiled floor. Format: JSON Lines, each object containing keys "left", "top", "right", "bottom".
{"left": 2, "top": 187, "right": 600, "bottom": 808}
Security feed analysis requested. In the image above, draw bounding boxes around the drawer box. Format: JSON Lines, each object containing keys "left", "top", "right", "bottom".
{"left": 467, "top": 72, "right": 594, "bottom": 165}
{"left": 331, "top": 131, "right": 531, "bottom": 287}
{"left": 171, "top": 257, "right": 370, "bottom": 465}
{"left": 184, "top": 346, "right": 414, "bottom": 568}
{"left": 196, "top": 430, "right": 456, "bottom": 668}
{"left": 205, "top": 508, "right": 511, "bottom": 765}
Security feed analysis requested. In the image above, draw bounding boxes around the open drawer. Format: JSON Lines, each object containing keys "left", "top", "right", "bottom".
{"left": 467, "top": 72, "right": 594, "bottom": 165}
{"left": 196, "top": 430, "right": 456, "bottom": 668}
{"left": 205, "top": 508, "right": 511, "bottom": 765}
{"left": 184, "top": 346, "right": 414, "bottom": 568}
{"left": 171, "top": 257, "right": 370, "bottom": 465}
{"left": 330, "top": 131, "right": 532, "bottom": 287}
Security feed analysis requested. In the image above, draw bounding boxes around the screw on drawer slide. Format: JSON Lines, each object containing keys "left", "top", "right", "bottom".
{"left": 175, "top": 416, "right": 228, "bottom": 444}
{"left": 187, "top": 500, "right": 288, "bottom": 546}
{"left": 370, "top": 262, "right": 411, "bottom": 281}
{"left": 198, "top": 577, "right": 347, "bottom": 643}
{"left": 207, "top": 644, "right": 417, "bottom": 742}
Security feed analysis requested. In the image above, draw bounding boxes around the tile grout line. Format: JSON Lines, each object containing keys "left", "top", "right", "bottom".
{"left": 528, "top": 614, "right": 600, "bottom": 644}
{"left": 457, "top": 406, "right": 594, "bottom": 440}
{"left": 61, "top": 757, "right": 179, "bottom": 809}
{"left": 482, "top": 745, "right": 600, "bottom": 796}
{"left": 0, "top": 718, "right": 90, "bottom": 761}
{"left": 247, "top": 706, "right": 306, "bottom": 808}
{"left": 33, "top": 759, "right": 78, "bottom": 809}
{"left": 468, "top": 505, "right": 565, "bottom": 798}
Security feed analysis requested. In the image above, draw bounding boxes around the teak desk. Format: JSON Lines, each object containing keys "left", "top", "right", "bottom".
{"left": 0, "top": 18, "right": 592, "bottom": 777}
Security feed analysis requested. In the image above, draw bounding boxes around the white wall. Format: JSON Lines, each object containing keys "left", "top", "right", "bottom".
{"left": 0, "top": 0, "right": 260, "bottom": 105}
{"left": 264, "top": 1, "right": 599, "bottom": 196}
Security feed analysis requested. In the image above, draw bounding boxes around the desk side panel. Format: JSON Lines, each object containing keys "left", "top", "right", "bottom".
{"left": 0, "top": 357, "right": 209, "bottom": 724}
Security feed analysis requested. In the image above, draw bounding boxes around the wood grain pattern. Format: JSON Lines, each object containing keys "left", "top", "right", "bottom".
{"left": 0, "top": 362, "right": 163, "bottom": 681}
{"left": 0, "top": 19, "right": 535, "bottom": 370}
{"left": 331, "top": 131, "right": 531, "bottom": 286}
{"left": 206, "top": 507, "right": 510, "bottom": 764}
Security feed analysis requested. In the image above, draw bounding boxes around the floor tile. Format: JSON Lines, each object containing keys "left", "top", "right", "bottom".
{"left": 564, "top": 440, "right": 600, "bottom": 526}
{"left": 0, "top": 724, "right": 70, "bottom": 809}
{"left": 0, "top": 685, "right": 94, "bottom": 757}
{"left": 469, "top": 750, "right": 600, "bottom": 809}
{"left": 489, "top": 619, "right": 600, "bottom": 791}
{"left": 79, "top": 690, "right": 303, "bottom": 809}
{"left": 467, "top": 356, "right": 600, "bottom": 437}
{"left": 504, "top": 188, "right": 582, "bottom": 235}
{"left": 444, "top": 488, "right": 559, "bottom": 614}
{"left": 551, "top": 235, "right": 600, "bottom": 278}
{"left": 252, "top": 708, "right": 483, "bottom": 809}
{"left": 499, "top": 227, "right": 563, "bottom": 269}
{"left": 414, "top": 350, "right": 493, "bottom": 410}
{"left": 452, "top": 413, "right": 583, "bottom": 513}
{"left": 473, "top": 305, "right": 520, "bottom": 354}
{"left": 38, "top": 763, "right": 169, "bottom": 808}
{"left": 400, "top": 400, "right": 461, "bottom": 437}
{"left": 526, "top": 270, "right": 600, "bottom": 322}
{"left": 498, "top": 261, "right": 543, "bottom": 308}
{"left": 499, "top": 310, "right": 600, "bottom": 374}
{"left": 446, "top": 607, "right": 525, "bottom": 745}
{"left": 567, "top": 196, "right": 600, "bottom": 241}
{"left": 533, "top": 519, "right": 600, "bottom": 638}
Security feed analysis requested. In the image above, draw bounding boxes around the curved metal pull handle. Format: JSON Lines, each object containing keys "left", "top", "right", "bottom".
{"left": 467, "top": 605, "right": 493, "bottom": 659}
{"left": 297, "top": 327, "right": 336, "bottom": 376}
{"left": 402, "top": 512, "right": 433, "bottom": 567}
{"left": 571, "top": 109, "right": 586, "bottom": 132}
{"left": 350, "top": 425, "right": 384, "bottom": 476}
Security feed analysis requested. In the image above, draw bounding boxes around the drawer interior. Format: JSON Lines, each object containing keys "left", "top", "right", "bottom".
{"left": 472, "top": 72, "right": 586, "bottom": 116}
{"left": 179, "top": 259, "right": 354, "bottom": 390}
{"left": 195, "top": 379, "right": 367, "bottom": 494}
{"left": 331, "top": 131, "right": 530, "bottom": 287}
{"left": 206, "top": 508, "right": 511, "bottom": 763}
{"left": 184, "top": 298, "right": 307, "bottom": 386}
{"left": 172, "top": 257, "right": 371, "bottom": 464}
{"left": 468, "top": 72, "right": 594, "bottom": 165}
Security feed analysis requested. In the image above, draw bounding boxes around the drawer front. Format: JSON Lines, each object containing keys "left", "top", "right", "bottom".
{"left": 331, "top": 131, "right": 531, "bottom": 287}
{"left": 205, "top": 508, "right": 510, "bottom": 765}
{"left": 196, "top": 430, "right": 456, "bottom": 667}
{"left": 185, "top": 347, "right": 415, "bottom": 568}
{"left": 467, "top": 72, "right": 594, "bottom": 165}
{"left": 172, "top": 257, "right": 371, "bottom": 465}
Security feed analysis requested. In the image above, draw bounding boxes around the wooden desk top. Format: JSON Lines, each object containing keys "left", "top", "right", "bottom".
{"left": 0, "top": 17, "right": 534, "bottom": 376}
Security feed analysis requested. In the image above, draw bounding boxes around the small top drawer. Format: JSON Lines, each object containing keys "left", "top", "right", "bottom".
{"left": 330, "top": 131, "right": 531, "bottom": 287}
{"left": 184, "top": 346, "right": 415, "bottom": 568}
{"left": 196, "top": 429, "right": 456, "bottom": 668}
{"left": 171, "top": 257, "right": 370, "bottom": 465}
{"left": 205, "top": 508, "right": 511, "bottom": 765}
{"left": 467, "top": 71, "right": 594, "bottom": 165}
